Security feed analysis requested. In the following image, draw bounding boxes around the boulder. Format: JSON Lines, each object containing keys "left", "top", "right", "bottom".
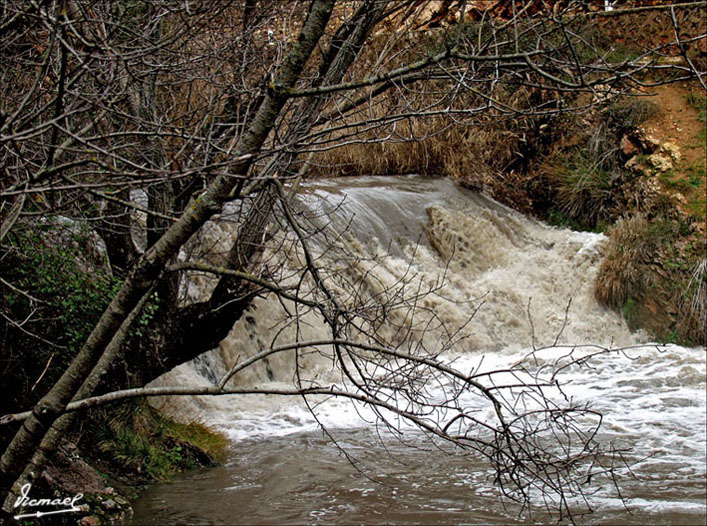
{"left": 648, "top": 153, "right": 673, "bottom": 172}
{"left": 620, "top": 134, "right": 640, "bottom": 156}
{"left": 660, "top": 141, "right": 681, "bottom": 162}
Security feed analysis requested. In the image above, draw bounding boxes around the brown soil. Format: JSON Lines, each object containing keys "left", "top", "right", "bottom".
{"left": 642, "top": 82, "right": 704, "bottom": 167}
{"left": 641, "top": 81, "right": 706, "bottom": 223}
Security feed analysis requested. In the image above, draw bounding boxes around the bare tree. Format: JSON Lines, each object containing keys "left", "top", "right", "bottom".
{"left": 1, "top": 0, "right": 704, "bottom": 520}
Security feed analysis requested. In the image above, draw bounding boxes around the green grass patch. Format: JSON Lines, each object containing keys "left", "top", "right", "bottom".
{"left": 545, "top": 208, "right": 584, "bottom": 231}
{"left": 93, "top": 402, "right": 228, "bottom": 481}
{"left": 686, "top": 92, "right": 707, "bottom": 120}
{"left": 659, "top": 170, "right": 692, "bottom": 193}
{"left": 164, "top": 419, "right": 229, "bottom": 464}
{"left": 687, "top": 163, "right": 705, "bottom": 188}
{"left": 549, "top": 156, "right": 623, "bottom": 231}
{"left": 686, "top": 91, "right": 707, "bottom": 144}
{"left": 663, "top": 330, "right": 682, "bottom": 345}
{"left": 686, "top": 195, "right": 707, "bottom": 221}
{"left": 621, "top": 296, "right": 638, "bottom": 326}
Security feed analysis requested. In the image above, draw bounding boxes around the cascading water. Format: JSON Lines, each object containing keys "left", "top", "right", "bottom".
{"left": 130, "top": 176, "right": 706, "bottom": 525}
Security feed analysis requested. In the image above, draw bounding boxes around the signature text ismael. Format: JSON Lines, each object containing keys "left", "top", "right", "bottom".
{"left": 13, "top": 483, "right": 84, "bottom": 518}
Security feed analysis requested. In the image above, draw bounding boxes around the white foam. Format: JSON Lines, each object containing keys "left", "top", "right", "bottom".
{"left": 151, "top": 176, "right": 705, "bottom": 518}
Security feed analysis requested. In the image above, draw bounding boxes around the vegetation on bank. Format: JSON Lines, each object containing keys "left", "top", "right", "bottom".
{"left": 89, "top": 402, "right": 228, "bottom": 480}
{"left": 0, "top": 222, "right": 226, "bottom": 517}
{"left": 0, "top": 2, "right": 704, "bottom": 522}
{"left": 306, "top": 15, "right": 706, "bottom": 346}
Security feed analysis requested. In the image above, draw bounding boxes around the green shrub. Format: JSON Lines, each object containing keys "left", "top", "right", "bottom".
{"left": 0, "top": 222, "right": 122, "bottom": 426}
{"left": 7, "top": 225, "right": 119, "bottom": 352}
{"left": 621, "top": 296, "right": 638, "bottom": 326}
{"left": 93, "top": 402, "right": 228, "bottom": 480}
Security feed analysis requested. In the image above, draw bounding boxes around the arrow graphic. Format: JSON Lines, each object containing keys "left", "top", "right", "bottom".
{"left": 14, "top": 507, "right": 80, "bottom": 519}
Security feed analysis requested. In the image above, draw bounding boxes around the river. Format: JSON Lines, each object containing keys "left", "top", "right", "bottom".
{"left": 129, "top": 176, "right": 706, "bottom": 525}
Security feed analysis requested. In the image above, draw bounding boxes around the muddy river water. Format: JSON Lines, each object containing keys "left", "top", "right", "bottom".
{"left": 129, "top": 176, "right": 706, "bottom": 524}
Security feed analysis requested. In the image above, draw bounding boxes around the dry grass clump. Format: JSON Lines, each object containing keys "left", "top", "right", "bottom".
{"left": 597, "top": 213, "right": 706, "bottom": 344}
{"left": 308, "top": 114, "right": 521, "bottom": 184}
{"left": 680, "top": 257, "right": 707, "bottom": 344}
{"left": 595, "top": 214, "right": 658, "bottom": 310}
{"left": 603, "top": 96, "right": 659, "bottom": 131}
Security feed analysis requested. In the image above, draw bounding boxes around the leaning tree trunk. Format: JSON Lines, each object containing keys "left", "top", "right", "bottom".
{"left": 120, "top": 0, "right": 391, "bottom": 388}
{"left": 0, "top": 0, "right": 336, "bottom": 513}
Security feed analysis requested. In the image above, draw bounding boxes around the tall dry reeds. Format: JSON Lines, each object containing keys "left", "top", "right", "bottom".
{"left": 597, "top": 214, "right": 706, "bottom": 344}
{"left": 307, "top": 112, "right": 523, "bottom": 184}
{"left": 595, "top": 214, "right": 659, "bottom": 311}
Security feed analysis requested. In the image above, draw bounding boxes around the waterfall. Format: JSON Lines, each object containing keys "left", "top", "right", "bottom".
{"left": 135, "top": 176, "right": 705, "bottom": 524}
{"left": 153, "top": 176, "right": 638, "bottom": 417}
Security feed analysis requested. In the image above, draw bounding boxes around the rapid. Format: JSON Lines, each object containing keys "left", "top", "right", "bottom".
{"left": 130, "top": 176, "right": 706, "bottom": 525}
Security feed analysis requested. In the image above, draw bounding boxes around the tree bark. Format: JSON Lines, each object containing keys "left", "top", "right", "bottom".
{"left": 122, "top": 0, "right": 391, "bottom": 388}
{"left": 0, "top": 0, "right": 336, "bottom": 511}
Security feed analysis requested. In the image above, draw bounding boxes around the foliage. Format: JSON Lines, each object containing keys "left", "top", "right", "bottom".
{"left": 550, "top": 155, "right": 621, "bottom": 231}
{"left": 11, "top": 228, "right": 118, "bottom": 353}
{"left": 0, "top": 221, "right": 161, "bottom": 421}
{"left": 0, "top": 223, "right": 120, "bottom": 419}
{"left": 91, "top": 402, "right": 227, "bottom": 481}
{"left": 596, "top": 213, "right": 706, "bottom": 344}
{"left": 545, "top": 208, "right": 586, "bottom": 231}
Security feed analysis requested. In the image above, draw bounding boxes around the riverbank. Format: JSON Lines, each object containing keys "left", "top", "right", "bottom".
{"left": 309, "top": 78, "right": 706, "bottom": 345}
{"left": 8, "top": 403, "right": 227, "bottom": 524}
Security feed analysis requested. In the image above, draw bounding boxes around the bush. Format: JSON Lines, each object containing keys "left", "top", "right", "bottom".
{"left": 604, "top": 96, "right": 659, "bottom": 130}
{"left": 0, "top": 221, "right": 120, "bottom": 426}
{"left": 92, "top": 402, "right": 228, "bottom": 480}
{"left": 549, "top": 156, "right": 621, "bottom": 231}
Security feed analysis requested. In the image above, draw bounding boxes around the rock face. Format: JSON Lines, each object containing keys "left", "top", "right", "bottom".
{"left": 617, "top": 126, "right": 693, "bottom": 217}
{"left": 42, "top": 442, "right": 108, "bottom": 495}
{"left": 28, "top": 441, "right": 135, "bottom": 524}
{"left": 623, "top": 128, "right": 682, "bottom": 176}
